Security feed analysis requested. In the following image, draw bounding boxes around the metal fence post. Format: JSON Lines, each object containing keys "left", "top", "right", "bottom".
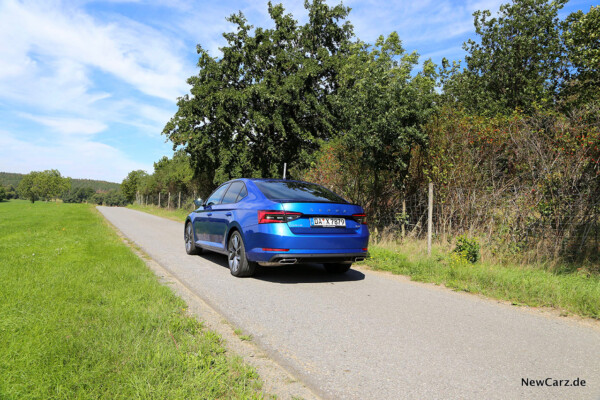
{"left": 428, "top": 182, "right": 433, "bottom": 256}
{"left": 168, "top": 192, "right": 171, "bottom": 209}
{"left": 178, "top": 192, "right": 181, "bottom": 209}
{"left": 158, "top": 192, "right": 161, "bottom": 208}
{"left": 402, "top": 198, "right": 406, "bottom": 238}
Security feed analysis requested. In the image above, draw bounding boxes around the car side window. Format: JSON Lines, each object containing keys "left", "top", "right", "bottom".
{"left": 221, "top": 181, "right": 245, "bottom": 204}
{"left": 205, "top": 184, "right": 230, "bottom": 206}
{"left": 236, "top": 184, "right": 247, "bottom": 202}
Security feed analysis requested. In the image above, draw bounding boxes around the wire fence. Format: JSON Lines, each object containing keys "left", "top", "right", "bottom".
{"left": 135, "top": 191, "right": 199, "bottom": 212}
{"left": 136, "top": 184, "right": 600, "bottom": 263}
{"left": 368, "top": 184, "right": 600, "bottom": 263}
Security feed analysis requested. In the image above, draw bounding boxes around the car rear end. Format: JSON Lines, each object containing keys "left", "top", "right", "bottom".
{"left": 243, "top": 180, "right": 369, "bottom": 266}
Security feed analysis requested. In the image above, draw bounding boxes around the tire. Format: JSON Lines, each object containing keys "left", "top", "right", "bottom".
{"left": 185, "top": 222, "right": 201, "bottom": 255}
{"left": 228, "top": 231, "right": 256, "bottom": 277}
{"left": 323, "top": 263, "right": 352, "bottom": 274}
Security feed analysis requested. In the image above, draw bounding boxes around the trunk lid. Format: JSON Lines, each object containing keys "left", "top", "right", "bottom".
{"left": 281, "top": 202, "right": 364, "bottom": 234}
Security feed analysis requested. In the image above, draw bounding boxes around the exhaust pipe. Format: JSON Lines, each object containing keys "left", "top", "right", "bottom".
{"left": 278, "top": 258, "right": 298, "bottom": 264}
{"left": 354, "top": 256, "right": 365, "bottom": 262}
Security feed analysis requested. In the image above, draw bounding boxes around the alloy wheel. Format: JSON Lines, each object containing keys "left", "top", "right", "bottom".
{"left": 228, "top": 234, "right": 241, "bottom": 273}
{"left": 185, "top": 224, "right": 193, "bottom": 252}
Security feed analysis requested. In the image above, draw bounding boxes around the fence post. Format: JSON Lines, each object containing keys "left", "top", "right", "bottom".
{"left": 178, "top": 192, "right": 181, "bottom": 209}
{"left": 158, "top": 192, "right": 161, "bottom": 208}
{"left": 428, "top": 182, "right": 433, "bottom": 256}
{"left": 168, "top": 192, "right": 171, "bottom": 210}
{"left": 402, "top": 198, "right": 406, "bottom": 238}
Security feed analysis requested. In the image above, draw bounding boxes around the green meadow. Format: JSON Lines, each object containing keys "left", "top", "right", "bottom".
{"left": 0, "top": 200, "right": 264, "bottom": 399}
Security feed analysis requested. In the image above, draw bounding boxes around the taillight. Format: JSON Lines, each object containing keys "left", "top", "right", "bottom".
{"left": 352, "top": 213, "right": 367, "bottom": 225}
{"left": 258, "top": 210, "right": 302, "bottom": 224}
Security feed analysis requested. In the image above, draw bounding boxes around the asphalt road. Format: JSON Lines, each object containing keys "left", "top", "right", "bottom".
{"left": 98, "top": 206, "right": 600, "bottom": 400}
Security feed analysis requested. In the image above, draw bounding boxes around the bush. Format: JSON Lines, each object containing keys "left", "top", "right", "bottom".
{"left": 453, "top": 235, "right": 480, "bottom": 263}
{"left": 90, "top": 193, "right": 105, "bottom": 205}
{"left": 62, "top": 187, "right": 96, "bottom": 203}
{"left": 103, "top": 190, "right": 128, "bottom": 207}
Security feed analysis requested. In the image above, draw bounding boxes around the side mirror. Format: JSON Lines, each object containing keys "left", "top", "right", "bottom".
{"left": 193, "top": 198, "right": 204, "bottom": 208}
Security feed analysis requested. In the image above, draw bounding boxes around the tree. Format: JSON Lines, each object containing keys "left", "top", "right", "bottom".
{"left": 17, "top": 172, "right": 40, "bottom": 203}
{"left": 0, "top": 185, "right": 6, "bottom": 201}
{"left": 42, "top": 169, "right": 71, "bottom": 201}
{"left": 445, "top": 0, "right": 567, "bottom": 115}
{"left": 163, "top": 0, "right": 354, "bottom": 188}
{"left": 62, "top": 187, "right": 95, "bottom": 203}
{"left": 335, "top": 33, "right": 437, "bottom": 216}
{"left": 17, "top": 170, "right": 71, "bottom": 203}
{"left": 561, "top": 6, "right": 600, "bottom": 107}
{"left": 121, "top": 170, "right": 148, "bottom": 203}
{"left": 153, "top": 150, "right": 196, "bottom": 194}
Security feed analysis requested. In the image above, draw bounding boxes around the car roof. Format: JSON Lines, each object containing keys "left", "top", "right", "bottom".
{"left": 222, "top": 178, "right": 309, "bottom": 184}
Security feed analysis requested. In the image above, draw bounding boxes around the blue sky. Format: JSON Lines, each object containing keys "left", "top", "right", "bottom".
{"left": 0, "top": 0, "right": 595, "bottom": 183}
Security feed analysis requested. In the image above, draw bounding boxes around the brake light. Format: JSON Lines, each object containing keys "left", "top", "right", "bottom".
{"left": 262, "top": 248, "right": 289, "bottom": 252}
{"left": 258, "top": 210, "right": 302, "bottom": 224}
{"left": 352, "top": 213, "right": 367, "bottom": 225}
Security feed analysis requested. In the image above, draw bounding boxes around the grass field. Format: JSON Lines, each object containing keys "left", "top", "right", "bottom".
{"left": 128, "top": 204, "right": 600, "bottom": 320}
{"left": 0, "top": 200, "right": 264, "bottom": 399}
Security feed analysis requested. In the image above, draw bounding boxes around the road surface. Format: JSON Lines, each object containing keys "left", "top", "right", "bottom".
{"left": 98, "top": 206, "right": 600, "bottom": 400}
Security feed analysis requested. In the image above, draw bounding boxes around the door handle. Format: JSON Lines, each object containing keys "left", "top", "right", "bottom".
{"left": 207, "top": 213, "right": 212, "bottom": 216}
{"left": 225, "top": 212, "right": 232, "bottom": 217}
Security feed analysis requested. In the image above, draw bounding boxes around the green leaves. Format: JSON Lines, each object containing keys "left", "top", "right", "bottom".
{"left": 444, "top": 0, "right": 599, "bottom": 114}
{"left": 336, "top": 33, "right": 437, "bottom": 192}
{"left": 163, "top": 0, "right": 353, "bottom": 188}
{"left": 121, "top": 170, "right": 148, "bottom": 203}
{"left": 17, "top": 170, "right": 71, "bottom": 203}
{"left": 561, "top": 6, "right": 600, "bottom": 107}
{"left": 446, "top": 0, "right": 567, "bottom": 115}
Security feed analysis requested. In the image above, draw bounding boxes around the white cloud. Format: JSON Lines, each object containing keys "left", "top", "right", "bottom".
{"left": 345, "top": 0, "right": 504, "bottom": 46}
{"left": 0, "top": 0, "right": 191, "bottom": 110}
{"left": 0, "top": 130, "right": 150, "bottom": 182}
{"left": 19, "top": 113, "right": 107, "bottom": 136}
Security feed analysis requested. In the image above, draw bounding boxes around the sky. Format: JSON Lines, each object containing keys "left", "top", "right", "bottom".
{"left": 0, "top": 0, "right": 596, "bottom": 183}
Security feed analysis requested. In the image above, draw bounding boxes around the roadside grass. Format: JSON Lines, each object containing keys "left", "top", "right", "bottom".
{"left": 234, "top": 328, "right": 253, "bottom": 341}
{"left": 127, "top": 203, "right": 190, "bottom": 222}
{"left": 121, "top": 203, "right": 600, "bottom": 319}
{"left": 0, "top": 200, "right": 264, "bottom": 399}
{"left": 362, "top": 241, "right": 600, "bottom": 319}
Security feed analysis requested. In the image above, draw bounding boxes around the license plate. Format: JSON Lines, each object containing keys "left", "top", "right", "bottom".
{"left": 311, "top": 217, "right": 346, "bottom": 227}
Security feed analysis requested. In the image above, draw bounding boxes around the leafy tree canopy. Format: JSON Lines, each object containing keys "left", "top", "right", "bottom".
{"left": 163, "top": 0, "right": 354, "bottom": 187}
{"left": 561, "top": 5, "right": 600, "bottom": 107}
{"left": 121, "top": 170, "right": 148, "bottom": 203}
{"left": 17, "top": 170, "right": 71, "bottom": 203}
{"left": 444, "top": 0, "right": 567, "bottom": 115}
{"left": 337, "top": 33, "right": 437, "bottom": 192}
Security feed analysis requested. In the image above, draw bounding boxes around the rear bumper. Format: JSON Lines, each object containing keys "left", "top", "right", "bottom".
{"left": 257, "top": 252, "right": 368, "bottom": 266}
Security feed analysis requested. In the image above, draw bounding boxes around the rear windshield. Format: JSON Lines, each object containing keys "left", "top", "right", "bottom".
{"left": 253, "top": 181, "right": 347, "bottom": 203}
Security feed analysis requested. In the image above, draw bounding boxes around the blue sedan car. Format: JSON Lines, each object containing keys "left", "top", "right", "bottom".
{"left": 184, "top": 178, "right": 369, "bottom": 277}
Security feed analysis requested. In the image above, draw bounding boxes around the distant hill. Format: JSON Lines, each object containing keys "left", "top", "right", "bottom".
{"left": 0, "top": 172, "right": 120, "bottom": 192}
